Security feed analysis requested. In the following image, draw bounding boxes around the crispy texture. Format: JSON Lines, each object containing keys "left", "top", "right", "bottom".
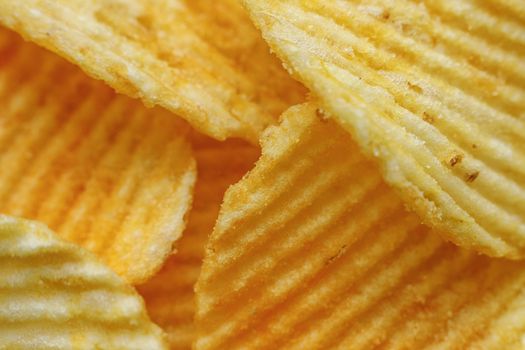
{"left": 0, "top": 28, "right": 196, "bottom": 284}
{"left": 0, "top": 0, "right": 305, "bottom": 142}
{"left": 195, "top": 103, "right": 525, "bottom": 350}
{"left": 243, "top": 0, "right": 525, "bottom": 258}
{"left": 138, "top": 136, "right": 259, "bottom": 349}
{"left": 0, "top": 214, "right": 167, "bottom": 349}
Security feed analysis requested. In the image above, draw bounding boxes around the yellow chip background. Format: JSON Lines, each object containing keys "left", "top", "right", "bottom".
{"left": 0, "top": 28, "right": 196, "bottom": 284}
{"left": 0, "top": 214, "right": 168, "bottom": 349}
{"left": 242, "top": 0, "right": 525, "bottom": 258}
{"left": 138, "top": 135, "right": 259, "bottom": 349}
{"left": 195, "top": 103, "right": 525, "bottom": 350}
{"left": 0, "top": 0, "right": 305, "bottom": 142}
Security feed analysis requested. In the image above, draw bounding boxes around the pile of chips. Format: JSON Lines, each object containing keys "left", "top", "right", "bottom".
{"left": 0, "top": 0, "right": 523, "bottom": 349}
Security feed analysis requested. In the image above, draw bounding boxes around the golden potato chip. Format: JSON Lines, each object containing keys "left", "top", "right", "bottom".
{"left": 242, "top": 0, "right": 525, "bottom": 258}
{"left": 0, "top": 214, "right": 167, "bottom": 349}
{"left": 195, "top": 103, "right": 525, "bottom": 350}
{"left": 0, "top": 0, "right": 305, "bottom": 142}
{"left": 138, "top": 136, "right": 259, "bottom": 349}
{"left": 0, "top": 28, "right": 196, "bottom": 284}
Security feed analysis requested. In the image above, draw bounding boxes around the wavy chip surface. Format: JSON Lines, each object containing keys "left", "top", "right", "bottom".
{"left": 195, "top": 104, "right": 525, "bottom": 350}
{"left": 138, "top": 136, "right": 259, "bottom": 349}
{"left": 243, "top": 0, "right": 525, "bottom": 258}
{"left": 0, "top": 214, "right": 167, "bottom": 349}
{"left": 0, "top": 28, "right": 196, "bottom": 284}
{"left": 0, "top": 0, "right": 305, "bottom": 142}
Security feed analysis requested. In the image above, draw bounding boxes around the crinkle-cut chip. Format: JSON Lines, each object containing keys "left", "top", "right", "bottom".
{"left": 195, "top": 103, "right": 525, "bottom": 350}
{"left": 138, "top": 136, "right": 259, "bottom": 350}
{"left": 0, "top": 28, "right": 196, "bottom": 284}
{"left": 242, "top": 0, "right": 525, "bottom": 258}
{"left": 0, "top": 214, "right": 168, "bottom": 350}
{"left": 0, "top": 0, "right": 306, "bottom": 143}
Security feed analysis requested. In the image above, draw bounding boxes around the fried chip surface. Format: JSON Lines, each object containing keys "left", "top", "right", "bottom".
{"left": 0, "top": 0, "right": 305, "bottom": 142}
{"left": 195, "top": 103, "right": 525, "bottom": 349}
{"left": 0, "top": 214, "right": 168, "bottom": 349}
{"left": 138, "top": 136, "right": 259, "bottom": 349}
{"left": 0, "top": 28, "right": 196, "bottom": 284}
{"left": 243, "top": 0, "right": 525, "bottom": 258}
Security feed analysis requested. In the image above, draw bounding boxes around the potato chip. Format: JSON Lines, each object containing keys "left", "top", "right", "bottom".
{"left": 0, "top": 28, "right": 196, "bottom": 284}
{"left": 242, "top": 0, "right": 525, "bottom": 258}
{"left": 195, "top": 103, "right": 525, "bottom": 349}
{"left": 0, "top": 214, "right": 167, "bottom": 349}
{"left": 0, "top": 0, "right": 306, "bottom": 142}
{"left": 138, "top": 136, "right": 259, "bottom": 349}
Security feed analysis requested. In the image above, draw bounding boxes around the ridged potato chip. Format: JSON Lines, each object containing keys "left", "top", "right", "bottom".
{"left": 138, "top": 135, "right": 258, "bottom": 349}
{"left": 195, "top": 103, "right": 525, "bottom": 350}
{"left": 0, "top": 0, "right": 305, "bottom": 142}
{"left": 243, "top": 0, "right": 525, "bottom": 258}
{"left": 0, "top": 214, "right": 167, "bottom": 349}
{"left": 0, "top": 28, "right": 196, "bottom": 284}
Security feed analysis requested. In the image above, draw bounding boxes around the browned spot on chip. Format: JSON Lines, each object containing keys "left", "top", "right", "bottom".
{"left": 466, "top": 171, "right": 480, "bottom": 183}
{"left": 449, "top": 154, "right": 464, "bottom": 167}
{"left": 407, "top": 81, "right": 423, "bottom": 94}
{"left": 422, "top": 111, "right": 434, "bottom": 124}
